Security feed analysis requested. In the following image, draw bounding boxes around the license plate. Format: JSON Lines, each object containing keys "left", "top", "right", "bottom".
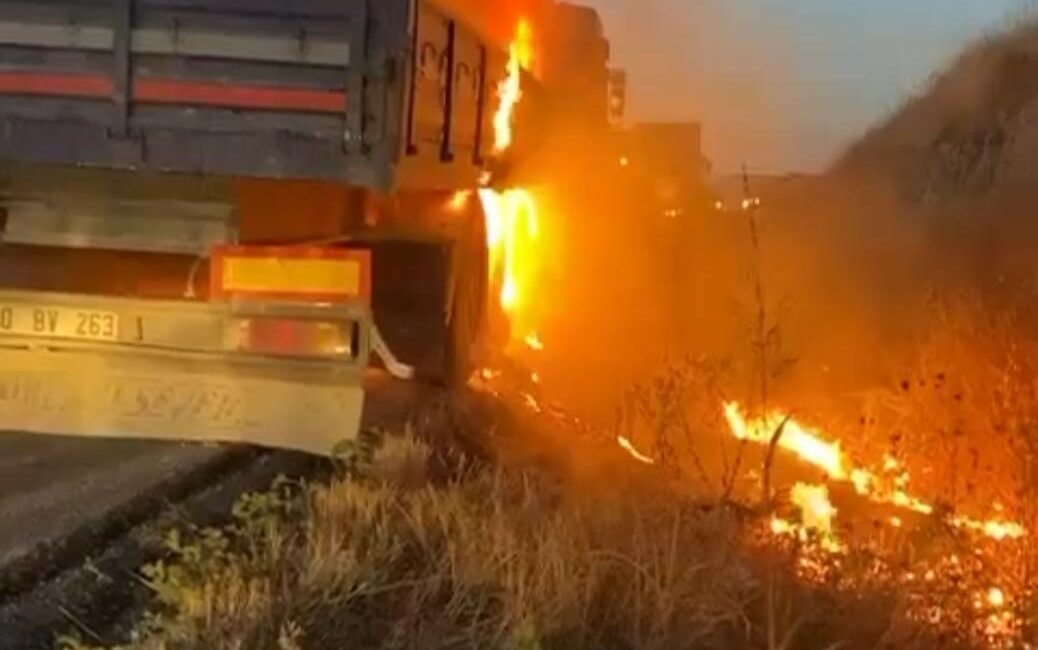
{"left": 0, "top": 304, "right": 119, "bottom": 342}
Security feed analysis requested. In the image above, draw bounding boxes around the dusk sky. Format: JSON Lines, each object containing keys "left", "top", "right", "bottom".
{"left": 585, "top": 0, "right": 1032, "bottom": 173}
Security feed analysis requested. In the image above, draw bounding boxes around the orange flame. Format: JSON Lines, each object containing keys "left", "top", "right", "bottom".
{"left": 479, "top": 19, "right": 543, "bottom": 345}
{"left": 987, "top": 587, "right": 1006, "bottom": 609}
{"left": 493, "top": 19, "right": 534, "bottom": 154}
{"left": 722, "top": 402, "right": 1025, "bottom": 542}
{"left": 617, "top": 436, "right": 655, "bottom": 465}
{"left": 723, "top": 402, "right": 848, "bottom": 479}
{"left": 734, "top": 404, "right": 1024, "bottom": 643}
{"left": 478, "top": 187, "right": 539, "bottom": 321}
{"left": 776, "top": 482, "right": 846, "bottom": 554}
{"left": 448, "top": 190, "right": 472, "bottom": 212}
{"left": 524, "top": 332, "right": 545, "bottom": 351}
{"left": 791, "top": 482, "right": 837, "bottom": 535}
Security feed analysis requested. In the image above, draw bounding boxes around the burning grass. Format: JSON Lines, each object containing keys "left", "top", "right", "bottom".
{"left": 28, "top": 6, "right": 1038, "bottom": 650}
{"left": 73, "top": 291, "right": 1037, "bottom": 650}
{"left": 608, "top": 286, "right": 1038, "bottom": 650}
{"left": 62, "top": 419, "right": 1006, "bottom": 650}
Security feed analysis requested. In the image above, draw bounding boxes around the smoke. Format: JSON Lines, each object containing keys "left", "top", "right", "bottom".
{"left": 711, "top": 15, "right": 1038, "bottom": 405}
{"left": 586, "top": 0, "right": 1027, "bottom": 174}
{"left": 585, "top": 0, "right": 802, "bottom": 173}
{"left": 528, "top": 12, "right": 1038, "bottom": 425}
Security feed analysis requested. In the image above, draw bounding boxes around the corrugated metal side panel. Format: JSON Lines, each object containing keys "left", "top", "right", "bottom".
{"left": 0, "top": 0, "right": 509, "bottom": 191}
{"left": 0, "top": 0, "right": 414, "bottom": 189}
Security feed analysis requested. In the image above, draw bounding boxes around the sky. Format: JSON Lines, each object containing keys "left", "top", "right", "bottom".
{"left": 585, "top": 0, "right": 1032, "bottom": 174}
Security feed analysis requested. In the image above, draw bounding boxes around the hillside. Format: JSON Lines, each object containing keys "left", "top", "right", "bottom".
{"left": 834, "top": 18, "right": 1038, "bottom": 203}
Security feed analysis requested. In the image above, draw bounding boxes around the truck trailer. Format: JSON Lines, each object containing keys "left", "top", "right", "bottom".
{"left": 0, "top": 0, "right": 605, "bottom": 455}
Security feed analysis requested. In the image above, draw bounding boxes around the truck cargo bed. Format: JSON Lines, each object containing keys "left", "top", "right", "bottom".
{"left": 0, "top": 0, "right": 502, "bottom": 191}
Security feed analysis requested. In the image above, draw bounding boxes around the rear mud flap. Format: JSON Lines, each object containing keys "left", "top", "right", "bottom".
{"left": 0, "top": 347, "right": 364, "bottom": 457}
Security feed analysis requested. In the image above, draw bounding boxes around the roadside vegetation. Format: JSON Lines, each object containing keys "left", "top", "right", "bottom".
{"left": 57, "top": 284, "right": 1038, "bottom": 650}
{"left": 54, "top": 21, "right": 1038, "bottom": 644}
{"left": 54, "top": 178, "right": 1038, "bottom": 650}
{"left": 60, "top": 431, "right": 760, "bottom": 650}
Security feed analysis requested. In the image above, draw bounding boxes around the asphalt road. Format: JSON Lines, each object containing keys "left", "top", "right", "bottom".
{"left": 0, "top": 372, "right": 444, "bottom": 575}
{"left": 0, "top": 434, "right": 225, "bottom": 568}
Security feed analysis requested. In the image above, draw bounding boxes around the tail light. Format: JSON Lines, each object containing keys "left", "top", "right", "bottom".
{"left": 210, "top": 247, "right": 368, "bottom": 361}
{"left": 225, "top": 317, "right": 358, "bottom": 360}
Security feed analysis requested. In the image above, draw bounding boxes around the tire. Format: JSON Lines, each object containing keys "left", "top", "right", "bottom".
{"left": 368, "top": 208, "right": 492, "bottom": 389}
{"left": 443, "top": 208, "right": 489, "bottom": 387}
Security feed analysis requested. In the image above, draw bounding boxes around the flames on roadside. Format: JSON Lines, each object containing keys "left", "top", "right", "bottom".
{"left": 723, "top": 402, "right": 1029, "bottom": 649}
{"left": 470, "top": 15, "right": 1032, "bottom": 650}
{"left": 721, "top": 401, "right": 1025, "bottom": 542}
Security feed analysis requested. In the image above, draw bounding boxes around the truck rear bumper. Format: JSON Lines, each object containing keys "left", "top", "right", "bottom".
{"left": 0, "top": 287, "right": 372, "bottom": 456}
{"left": 0, "top": 345, "right": 364, "bottom": 456}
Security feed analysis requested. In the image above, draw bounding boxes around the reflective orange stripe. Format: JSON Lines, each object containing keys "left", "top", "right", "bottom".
{"left": 134, "top": 78, "right": 345, "bottom": 113}
{"left": 211, "top": 247, "right": 371, "bottom": 303}
{"left": 0, "top": 71, "right": 112, "bottom": 98}
{"left": 0, "top": 72, "right": 345, "bottom": 113}
{"left": 223, "top": 257, "right": 362, "bottom": 295}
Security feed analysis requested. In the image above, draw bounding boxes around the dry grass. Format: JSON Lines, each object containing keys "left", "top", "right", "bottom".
{"left": 57, "top": 288, "right": 1038, "bottom": 650}
{"left": 68, "top": 418, "right": 967, "bottom": 650}
{"left": 857, "top": 292, "right": 1038, "bottom": 645}
{"left": 83, "top": 433, "right": 767, "bottom": 650}
{"left": 860, "top": 292, "right": 1038, "bottom": 519}
{"left": 606, "top": 283, "right": 1038, "bottom": 649}
{"left": 40, "top": 14, "right": 1038, "bottom": 650}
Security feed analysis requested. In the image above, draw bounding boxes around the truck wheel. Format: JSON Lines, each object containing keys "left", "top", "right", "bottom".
{"left": 367, "top": 214, "right": 491, "bottom": 388}
{"left": 443, "top": 208, "right": 489, "bottom": 388}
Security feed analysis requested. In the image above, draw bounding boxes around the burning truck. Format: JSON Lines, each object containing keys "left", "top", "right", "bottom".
{"left": 0, "top": 0, "right": 618, "bottom": 455}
